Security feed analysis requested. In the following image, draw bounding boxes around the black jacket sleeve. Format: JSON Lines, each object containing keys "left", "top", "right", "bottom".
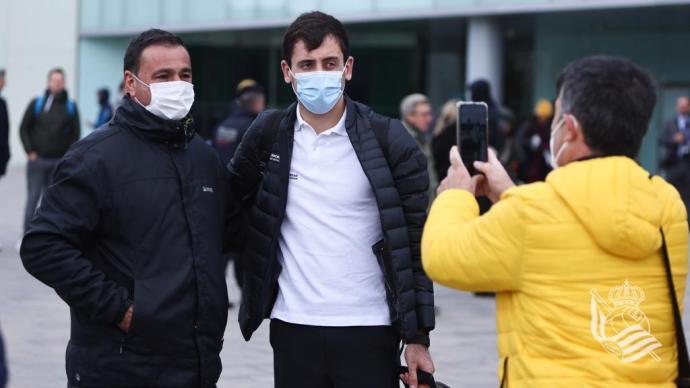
{"left": 220, "top": 158, "right": 246, "bottom": 253}
{"left": 228, "top": 110, "right": 272, "bottom": 205}
{"left": 386, "top": 118, "right": 435, "bottom": 334}
{"left": 19, "top": 98, "right": 36, "bottom": 154}
{"left": 0, "top": 98, "right": 9, "bottom": 176}
{"left": 20, "top": 154, "right": 131, "bottom": 325}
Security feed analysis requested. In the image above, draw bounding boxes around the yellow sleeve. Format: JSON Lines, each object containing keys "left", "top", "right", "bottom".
{"left": 421, "top": 189, "right": 525, "bottom": 292}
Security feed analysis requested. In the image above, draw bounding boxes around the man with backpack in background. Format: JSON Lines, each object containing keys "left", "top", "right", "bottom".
{"left": 19, "top": 68, "right": 80, "bottom": 233}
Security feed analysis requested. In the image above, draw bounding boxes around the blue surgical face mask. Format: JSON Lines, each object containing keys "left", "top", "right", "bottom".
{"left": 289, "top": 67, "right": 346, "bottom": 115}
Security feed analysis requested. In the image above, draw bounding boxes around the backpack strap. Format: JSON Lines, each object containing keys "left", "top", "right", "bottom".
{"left": 499, "top": 356, "right": 509, "bottom": 387}
{"left": 33, "top": 96, "right": 75, "bottom": 120}
{"left": 66, "top": 99, "right": 75, "bottom": 119}
{"left": 256, "top": 109, "right": 286, "bottom": 171}
{"left": 33, "top": 95, "right": 45, "bottom": 117}
{"left": 365, "top": 107, "right": 391, "bottom": 160}
{"left": 659, "top": 227, "right": 690, "bottom": 387}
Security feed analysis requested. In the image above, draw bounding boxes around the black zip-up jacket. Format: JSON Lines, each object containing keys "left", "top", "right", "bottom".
{"left": 20, "top": 96, "right": 241, "bottom": 387}
{"left": 230, "top": 97, "right": 435, "bottom": 344}
{"left": 19, "top": 90, "right": 80, "bottom": 159}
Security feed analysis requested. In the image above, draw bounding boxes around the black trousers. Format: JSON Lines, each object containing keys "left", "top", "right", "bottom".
{"left": 270, "top": 319, "right": 400, "bottom": 388}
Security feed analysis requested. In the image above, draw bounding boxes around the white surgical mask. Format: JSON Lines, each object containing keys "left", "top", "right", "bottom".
{"left": 549, "top": 117, "right": 569, "bottom": 169}
{"left": 289, "top": 67, "right": 346, "bottom": 115}
{"left": 133, "top": 74, "right": 195, "bottom": 121}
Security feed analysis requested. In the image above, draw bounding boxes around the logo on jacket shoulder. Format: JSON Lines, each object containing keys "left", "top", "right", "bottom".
{"left": 202, "top": 186, "right": 215, "bottom": 193}
{"left": 269, "top": 153, "right": 280, "bottom": 163}
{"left": 590, "top": 280, "right": 662, "bottom": 363}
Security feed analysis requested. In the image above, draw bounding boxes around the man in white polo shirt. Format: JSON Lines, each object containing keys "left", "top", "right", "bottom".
{"left": 230, "top": 11, "right": 436, "bottom": 388}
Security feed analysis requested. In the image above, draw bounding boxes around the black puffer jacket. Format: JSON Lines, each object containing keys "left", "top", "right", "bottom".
{"left": 20, "top": 96, "right": 241, "bottom": 387}
{"left": 230, "top": 96, "right": 435, "bottom": 343}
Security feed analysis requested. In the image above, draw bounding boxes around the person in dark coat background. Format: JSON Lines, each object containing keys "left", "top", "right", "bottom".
{"left": 517, "top": 99, "right": 553, "bottom": 183}
{"left": 469, "top": 79, "right": 504, "bottom": 153}
{"left": 20, "top": 29, "right": 242, "bottom": 388}
{"left": 213, "top": 79, "right": 265, "bottom": 167}
{"left": 0, "top": 68, "right": 9, "bottom": 387}
{"left": 661, "top": 95, "right": 690, "bottom": 214}
{"left": 19, "top": 68, "right": 81, "bottom": 232}
{"left": 92, "top": 87, "right": 113, "bottom": 129}
{"left": 0, "top": 69, "right": 9, "bottom": 179}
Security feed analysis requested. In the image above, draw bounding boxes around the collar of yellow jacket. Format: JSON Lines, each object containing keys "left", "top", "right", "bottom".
{"left": 545, "top": 156, "right": 664, "bottom": 260}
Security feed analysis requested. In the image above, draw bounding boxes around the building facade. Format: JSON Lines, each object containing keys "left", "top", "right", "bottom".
{"left": 3, "top": 0, "right": 689, "bottom": 170}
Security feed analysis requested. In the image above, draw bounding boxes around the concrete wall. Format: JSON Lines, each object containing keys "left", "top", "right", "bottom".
{"left": 0, "top": 0, "right": 79, "bottom": 167}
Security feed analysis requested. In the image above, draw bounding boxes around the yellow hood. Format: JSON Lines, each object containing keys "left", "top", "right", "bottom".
{"left": 546, "top": 156, "right": 663, "bottom": 260}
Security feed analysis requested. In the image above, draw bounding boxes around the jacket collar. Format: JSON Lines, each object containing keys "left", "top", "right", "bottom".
{"left": 112, "top": 95, "right": 195, "bottom": 149}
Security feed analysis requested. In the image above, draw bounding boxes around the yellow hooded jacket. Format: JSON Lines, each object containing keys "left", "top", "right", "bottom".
{"left": 422, "top": 157, "right": 688, "bottom": 387}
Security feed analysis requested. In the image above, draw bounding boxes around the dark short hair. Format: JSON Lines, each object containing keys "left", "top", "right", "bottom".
{"left": 282, "top": 11, "right": 350, "bottom": 66}
{"left": 0, "top": 68, "right": 5, "bottom": 78}
{"left": 556, "top": 56, "right": 657, "bottom": 158}
{"left": 124, "top": 29, "right": 186, "bottom": 75}
{"left": 48, "top": 67, "right": 64, "bottom": 80}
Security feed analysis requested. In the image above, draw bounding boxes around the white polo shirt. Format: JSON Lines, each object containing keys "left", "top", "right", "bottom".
{"left": 270, "top": 106, "right": 391, "bottom": 327}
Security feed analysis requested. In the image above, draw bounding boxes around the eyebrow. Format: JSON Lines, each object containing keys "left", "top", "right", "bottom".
{"left": 296, "top": 57, "right": 340, "bottom": 66}
{"left": 297, "top": 59, "right": 316, "bottom": 67}
{"left": 152, "top": 67, "right": 192, "bottom": 76}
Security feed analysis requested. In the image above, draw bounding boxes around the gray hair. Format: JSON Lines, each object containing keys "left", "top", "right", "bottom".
{"left": 400, "top": 93, "right": 429, "bottom": 118}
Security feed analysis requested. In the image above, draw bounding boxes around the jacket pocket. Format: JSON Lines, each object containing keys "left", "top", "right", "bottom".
{"left": 120, "top": 279, "right": 153, "bottom": 355}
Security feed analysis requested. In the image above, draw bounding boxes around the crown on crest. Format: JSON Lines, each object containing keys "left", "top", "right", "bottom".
{"left": 608, "top": 280, "right": 645, "bottom": 307}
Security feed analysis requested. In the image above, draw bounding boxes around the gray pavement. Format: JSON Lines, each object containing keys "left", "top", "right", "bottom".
{"left": 1, "top": 164, "right": 688, "bottom": 388}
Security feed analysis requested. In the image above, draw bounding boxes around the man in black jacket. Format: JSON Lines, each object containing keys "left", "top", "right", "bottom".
{"left": 230, "top": 12, "right": 435, "bottom": 388}
{"left": 20, "top": 29, "right": 240, "bottom": 387}
{"left": 19, "top": 68, "right": 80, "bottom": 232}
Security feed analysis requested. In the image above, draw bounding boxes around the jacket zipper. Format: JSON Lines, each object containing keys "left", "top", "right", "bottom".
{"left": 168, "top": 150, "right": 204, "bottom": 384}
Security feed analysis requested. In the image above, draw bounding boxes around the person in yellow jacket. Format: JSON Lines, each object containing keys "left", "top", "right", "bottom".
{"left": 422, "top": 56, "right": 689, "bottom": 387}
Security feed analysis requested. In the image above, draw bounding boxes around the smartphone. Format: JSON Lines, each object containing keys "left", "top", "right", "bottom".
{"left": 456, "top": 101, "right": 488, "bottom": 175}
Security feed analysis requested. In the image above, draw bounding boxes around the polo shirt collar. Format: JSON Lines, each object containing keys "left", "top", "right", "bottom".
{"left": 295, "top": 104, "right": 348, "bottom": 137}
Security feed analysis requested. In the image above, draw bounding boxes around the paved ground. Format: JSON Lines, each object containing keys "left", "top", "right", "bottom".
{"left": 1, "top": 165, "right": 689, "bottom": 388}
